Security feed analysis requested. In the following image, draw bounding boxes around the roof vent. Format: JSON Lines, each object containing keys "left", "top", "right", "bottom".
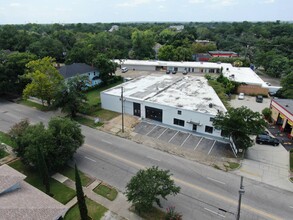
{"left": 209, "top": 103, "right": 213, "bottom": 108}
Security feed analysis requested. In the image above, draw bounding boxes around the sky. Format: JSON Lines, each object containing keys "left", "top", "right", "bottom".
{"left": 0, "top": 0, "right": 292, "bottom": 24}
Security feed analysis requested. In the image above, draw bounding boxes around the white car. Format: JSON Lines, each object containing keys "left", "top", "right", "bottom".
{"left": 238, "top": 93, "right": 245, "bottom": 100}
{"left": 121, "top": 67, "right": 128, "bottom": 73}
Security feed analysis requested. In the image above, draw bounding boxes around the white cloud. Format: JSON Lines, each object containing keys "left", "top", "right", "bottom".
{"left": 212, "top": 0, "right": 238, "bottom": 6}
{"left": 9, "top": 3, "right": 21, "bottom": 7}
{"left": 189, "top": 0, "right": 204, "bottom": 3}
{"left": 117, "top": 0, "right": 151, "bottom": 7}
{"left": 55, "top": 8, "right": 73, "bottom": 12}
{"left": 263, "top": 0, "right": 275, "bottom": 3}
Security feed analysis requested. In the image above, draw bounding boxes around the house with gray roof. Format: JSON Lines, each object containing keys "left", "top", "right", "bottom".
{"left": 58, "top": 63, "right": 101, "bottom": 87}
{"left": 0, "top": 164, "right": 68, "bottom": 220}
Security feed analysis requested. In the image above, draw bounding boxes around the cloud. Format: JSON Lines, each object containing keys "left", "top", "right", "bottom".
{"left": 9, "top": 3, "right": 21, "bottom": 7}
{"left": 116, "top": 0, "right": 151, "bottom": 7}
{"left": 212, "top": 0, "right": 238, "bottom": 6}
{"left": 263, "top": 0, "right": 275, "bottom": 3}
{"left": 189, "top": 0, "right": 204, "bottom": 3}
{"left": 55, "top": 8, "right": 73, "bottom": 12}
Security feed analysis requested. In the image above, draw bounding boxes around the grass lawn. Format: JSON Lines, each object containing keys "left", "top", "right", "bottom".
{"left": 8, "top": 159, "right": 76, "bottom": 204}
{"left": 225, "top": 161, "right": 240, "bottom": 170}
{"left": 59, "top": 165, "right": 94, "bottom": 187}
{"left": 84, "top": 81, "right": 122, "bottom": 120}
{"left": 135, "top": 207, "right": 166, "bottom": 220}
{"left": 73, "top": 115, "right": 103, "bottom": 128}
{"left": 93, "top": 183, "right": 118, "bottom": 201}
{"left": 0, "top": 131, "right": 17, "bottom": 148}
{"left": 64, "top": 197, "right": 108, "bottom": 220}
{"left": 17, "top": 99, "right": 54, "bottom": 111}
{"left": 0, "top": 148, "right": 9, "bottom": 159}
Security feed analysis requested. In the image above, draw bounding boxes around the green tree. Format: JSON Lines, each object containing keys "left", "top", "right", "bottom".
{"left": 37, "top": 145, "right": 51, "bottom": 196}
{"left": 213, "top": 107, "right": 267, "bottom": 150}
{"left": 131, "top": 30, "right": 155, "bottom": 59}
{"left": 54, "top": 75, "right": 88, "bottom": 118}
{"left": 75, "top": 164, "right": 88, "bottom": 220}
{"left": 191, "top": 42, "right": 217, "bottom": 53}
{"left": 23, "top": 57, "right": 63, "bottom": 106}
{"left": 280, "top": 72, "right": 293, "bottom": 99}
{"left": 125, "top": 166, "right": 180, "bottom": 213}
{"left": 93, "top": 54, "right": 117, "bottom": 85}
{"left": 9, "top": 117, "right": 84, "bottom": 172}
{"left": 158, "top": 45, "right": 176, "bottom": 61}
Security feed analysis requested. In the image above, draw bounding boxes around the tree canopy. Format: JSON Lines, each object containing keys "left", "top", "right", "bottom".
{"left": 125, "top": 166, "right": 180, "bottom": 213}
{"left": 23, "top": 57, "right": 63, "bottom": 105}
{"left": 213, "top": 107, "right": 267, "bottom": 150}
{"left": 9, "top": 117, "right": 84, "bottom": 172}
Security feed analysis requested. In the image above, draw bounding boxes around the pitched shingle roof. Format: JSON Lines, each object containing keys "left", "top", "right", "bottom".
{"left": 0, "top": 164, "right": 68, "bottom": 220}
{"left": 58, "top": 63, "right": 97, "bottom": 79}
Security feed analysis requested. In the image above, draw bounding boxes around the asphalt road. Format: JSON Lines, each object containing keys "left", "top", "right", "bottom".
{"left": 1, "top": 99, "right": 293, "bottom": 220}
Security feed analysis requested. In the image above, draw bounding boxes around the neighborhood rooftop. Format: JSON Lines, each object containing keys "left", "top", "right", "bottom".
{"left": 103, "top": 74, "right": 226, "bottom": 115}
{"left": 0, "top": 164, "right": 67, "bottom": 220}
{"left": 58, "top": 63, "right": 96, "bottom": 79}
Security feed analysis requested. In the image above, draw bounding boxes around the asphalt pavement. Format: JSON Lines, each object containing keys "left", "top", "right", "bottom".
{"left": 1, "top": 99, "right": 293, "bottom": 219}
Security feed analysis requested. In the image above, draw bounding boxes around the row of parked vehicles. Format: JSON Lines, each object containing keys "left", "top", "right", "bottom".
{"left": 166, "top": 70, "right": 188, "bottom": 75}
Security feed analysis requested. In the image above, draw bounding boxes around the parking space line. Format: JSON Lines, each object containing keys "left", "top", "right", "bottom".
{"left": 145, "top": 125, "right": 158, "bottom": 136}
{"left": 194, "top": 137, "right": 203, "bottom": 150}
{"left": 180, "top": 133, "right": 191, "bottom": 147}
{"left": 157, "top": 127, "right": 168, "bottom": 139}
{"left": 204, "top": 208, "right": 226, "bottom": 218}
{"left": 168, "top": 131, "right": 179, "bottom": 143}
{"left": 208, "top": 140, "right": 216, "bottom": 155}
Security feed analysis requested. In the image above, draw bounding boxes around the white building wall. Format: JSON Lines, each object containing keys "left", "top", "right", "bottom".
{"left": 101, "top": 94, "right": 223, "bottom": 139}
{"left": 121, "top": 65, "right": 155, "bottom": 71}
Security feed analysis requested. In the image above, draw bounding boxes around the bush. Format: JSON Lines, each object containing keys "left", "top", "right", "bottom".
{"left": 262, "top": 107, "right": 272, "bottom": 122}
{"left": 165, "top": 206, "right": 182, "bottom": 220}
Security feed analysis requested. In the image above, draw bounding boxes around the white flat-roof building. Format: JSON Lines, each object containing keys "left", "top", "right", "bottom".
{"left": 101, "top": 74, "right": 227, "bottom": 139}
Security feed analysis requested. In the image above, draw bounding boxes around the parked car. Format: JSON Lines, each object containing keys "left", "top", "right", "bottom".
{"left": 183, "top": 70, "right": 188, "bottom": 75}
{"left": 238, "top": 93, "right": 245, "bottom": 100}
{"left": 256, "top": 134, "right": 280, "bottom": 146}
{"left": 121, "top": 67, "right": 128, "bottom": 73}
{"left": 256, "top": 95, "right": 263, "bottom": 103}
{"left": 166, "top": 70, "right": 171, "bottom": 74}
{"left": 172, "top": 70, "right": 177, "bottom": 74}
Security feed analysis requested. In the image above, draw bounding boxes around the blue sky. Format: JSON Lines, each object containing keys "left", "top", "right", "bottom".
{"left": 0, "top": 0, "right": 292, "bottom": 24}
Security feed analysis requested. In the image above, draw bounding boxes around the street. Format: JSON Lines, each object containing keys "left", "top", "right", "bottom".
{"left": 1, "top": 99, "right": 293, "bottom": 220}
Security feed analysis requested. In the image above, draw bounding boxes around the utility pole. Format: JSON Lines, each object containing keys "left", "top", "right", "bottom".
{"left": 236, "top": 176, "right": 245, "bottom": 220}
{"left": 121, "top": 86, "right": 124, "bottom": 133}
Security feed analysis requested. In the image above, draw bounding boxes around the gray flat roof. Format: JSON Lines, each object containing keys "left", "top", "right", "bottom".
{"left": 103, "top": 74, "right": 226, "bottom": 115}
{"left": 273, "top": 99, "right": 293, "bottom": 114}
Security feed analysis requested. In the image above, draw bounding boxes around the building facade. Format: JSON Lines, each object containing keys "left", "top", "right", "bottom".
{"left": 270, "top": 99, "right": 293, "bottom": 139}
{"left": 101, "top": 74, "right": 227, "bottom": 139}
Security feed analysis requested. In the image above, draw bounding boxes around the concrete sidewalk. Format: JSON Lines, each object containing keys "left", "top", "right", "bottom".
{"left": 52, "top": 173, "right": 141, "bottom": 220}
{"left": 232, "top": 144, "right": 293, "bottom": 192}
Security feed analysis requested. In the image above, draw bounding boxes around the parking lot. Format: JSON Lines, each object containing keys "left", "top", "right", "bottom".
{"left": 134, "top": 121, "right": 234, "bottom": 158}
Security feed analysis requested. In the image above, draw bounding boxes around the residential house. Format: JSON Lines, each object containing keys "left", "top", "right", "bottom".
{"left": 208, "top": 51, "right": 239, "bottom": 58}
{"left": 0, "top": 164, "right": 68, "bottom": 220}
{"left": 58, "top": 63, "right": 101, "bottom": 87}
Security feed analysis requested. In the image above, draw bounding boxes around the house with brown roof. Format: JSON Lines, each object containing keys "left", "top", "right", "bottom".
{"left": 0, "top": 164, "right": 68, "bottom": 220}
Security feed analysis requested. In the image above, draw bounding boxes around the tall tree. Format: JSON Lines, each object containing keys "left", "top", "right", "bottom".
{"left": 23, "top": 57, "right": 63, "bottom": 106}
{"left": 213, "top": 107, "right": 267, "bottom": 150}
{"left": 125, "top": 166, "right": 180, "bottom": 213}
{"left": 37, "top": 145, "right": 51, "bottom": 196}
{"left": 75, "top": 164, "right": 88, "bottom": 220}
{"left": 54, "top": 75, "right": 88, "bottom": 118}
{"left": 93, "top": 54, "right": 117, "bottom": 85}
{"left": 9, "top": 117, "right": 84, "bottom": 172}
{"left": 130, "top": 30, "right": 155, "bottom": 59}
{"left": 280, "top": 72, "right": 293, "bottom": 99}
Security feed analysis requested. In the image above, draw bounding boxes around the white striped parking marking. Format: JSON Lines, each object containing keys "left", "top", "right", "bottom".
{"left": 194, "top": 137, "right": 203, "bottom": 150}
{"left": 208, "top": 140, "right": 216, "bottom": 155}
{"left": 204, "top": 208, "right": 226, "bottom": 218}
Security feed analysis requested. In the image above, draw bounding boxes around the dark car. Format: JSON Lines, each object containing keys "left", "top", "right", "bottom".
{"left": 256, "top": 134, "right": 280, "bottom": 146}
{"left": 256, "top": 95, "right": 263, "bottom": 103}
{"left": 183, "top": 70, "right": 188, "bottom": 75}
{"left": 172, "top": 70, "right": 177, "bottom": 74}
{"left": 166, "top": 70, "right": 170, "bottom": 74}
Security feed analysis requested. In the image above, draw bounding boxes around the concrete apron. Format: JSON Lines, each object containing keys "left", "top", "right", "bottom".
{"left": 232, "top": 144, "right": 293, "bottom": 192}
